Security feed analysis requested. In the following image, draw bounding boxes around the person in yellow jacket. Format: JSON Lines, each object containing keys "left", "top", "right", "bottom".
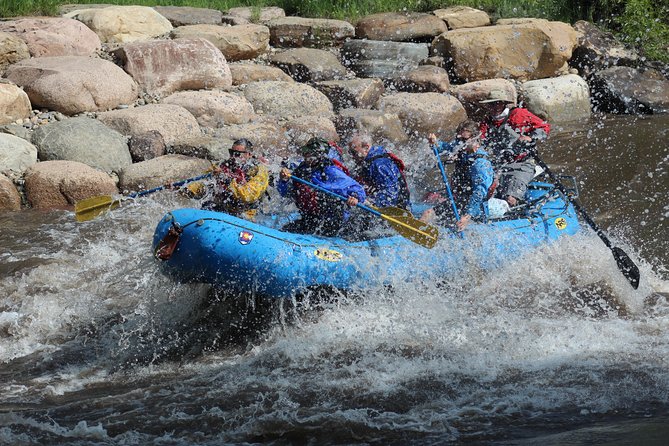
{"left": 200, "top": 139, "right": 269, "bottom": 221}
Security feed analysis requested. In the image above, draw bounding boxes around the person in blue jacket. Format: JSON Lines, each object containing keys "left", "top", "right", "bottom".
{"left": 348, "top": 132, "right": 410, "bottom": 210}
{"left": 278, "top": 138, "right": 366, "bottom": 236}
{"left": 423, "top": 126, "right": 495, "bottom": 230}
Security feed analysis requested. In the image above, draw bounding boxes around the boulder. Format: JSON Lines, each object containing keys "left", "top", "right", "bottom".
{"left": 0, "top": 17, "right": 101, "bottom": 57}
{"left": 227, "top": 7, "right": 285, "bottom": 23}
{"left": 243, "top": 81, "right": 334, "bottom": 120}
{"left": 334, "top": 109, "right": 408, "bottom": 144}
{"left": 432, "top": 20, "right": 579, "bottom": 81}
{"left": 171, "top": 24, "right": 269, "bottom": 61}
{"left": 571, "top": 20, "right": 639, "bottom": 76}
{"left": 377, "top": 92, "right": 467, "bottom": 140}
{"left": 118, "top": 154, "right": 211, "bottom": 192}
{"left": 229, "top": 63, "right": 294, "bottom": 85}
{"left": 168, "top": 135, "right": 232, "bottom": 161}
{"left": 387, "top": 65, "right": 450, "bottom": 92}
{"left": 32, "top": 117, "right": 132, "bottom": 173}
{"left": 520, "top": 74, "right": 591, "bottom": 123}
{"left": 355, "top": 12, "right": 447, "bottom": 42}
{"left": 0, "top": 83, "right": 31, "bottom": 126}
{"left": 590, "top": 66, "right": 669, "bottom": 114}
{"left": 341, "top": 40, "right": 429, "bottom": 79}
{"left": 66, "top": 6, "right": 173, "bottom": 43}
{"left": 212, "top": 119, "right": 289, "bottom": 157}
{"left": 153, "top": 6, "right": 224, "bottom": 26}
{"left": 450, "top": 78, "right": 517, "bottom": 118}
{"left": 98, "top": 104, "right": 202, "bottom": 146}
{"left": 269, "top": 48, "right": 348, "bottom": 82}
{"left": 5, "top": 56, "right": 138, "bottom": 115}
{"left": 433, "top": 6, "right": 490, "bottom": 30}
{"left": 24, "top": 160, "right": 118, "bottom": 209}
{"left": 0, "top": 173, "right": 21, "bottom": 211}
{"left": 129, "top": 130, "right": 165, "bottom": 162}
{"left": 162, "top": 90, "right": 255, "bottom": 127}
{"left": 314, "top": 78, "right": 385, "bottom": 111}
{"left": 0, "top": 32, "right": 30, "bottom": 72}
{"left": 113, "top": 38, "right": 232, "bottom": 96}
{"left": 283, "top": 116, "right": 339, "bottom": 148}
{"left": 266, "top": 17, "right": 354, "bottom": 48}
{"left": 0, "top": 133, "right": 37, "bottom": 176}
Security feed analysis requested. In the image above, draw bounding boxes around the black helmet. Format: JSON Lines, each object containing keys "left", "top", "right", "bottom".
{"left": 299, "top": 137, "right": 329, "bottom": 156}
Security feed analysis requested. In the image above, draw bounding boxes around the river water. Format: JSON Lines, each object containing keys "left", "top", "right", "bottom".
{"left": 0, "top": 114, "right": 667, "bottom": 444}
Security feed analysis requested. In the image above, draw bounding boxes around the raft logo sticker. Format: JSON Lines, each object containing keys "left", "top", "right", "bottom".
{"left": 314, "top": 248, "right": 343, "bottom": 262}
{"left": 238, "top": 231, "right": 254, "bottom": 245}
{"left": 554, "top": 218, "right": 568, "bottom": 230}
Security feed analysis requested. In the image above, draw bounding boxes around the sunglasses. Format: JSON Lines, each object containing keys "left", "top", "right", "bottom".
{"left": 230, "top": 150, "right": 248, "bottom": 157}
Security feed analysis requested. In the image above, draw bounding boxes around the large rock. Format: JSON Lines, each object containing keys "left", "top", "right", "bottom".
{"left": 168, "top": 135, "right": 231, "bottom": 161}
{"left": 521, "top": 75, "right": 591, "bottom": 123}
{"left": 229, "top": 63, "right": 294, "bottom": 85}
{"left": 266, "top": 17, "right": 354, "bottom": 48}
{"left": 212, "top": 119, "right": 290, "bottom": 158}
{"left": 0, "top": 173, "right": 21, "bottom": 211}
{"left": 162, "top": 90, "right": 255, "bottom": 127}
{"left": 0, "top": 32, "right": 30, "bottom": 72}
{"left": 388, "top": 65, "right": 450, "bottom": 92}
{"left": 24, "top": 160, "right": 118, "bottom": 209}
{"left": 341, "top": 40, "right": 429, "bottom": 79}
{"left": 0, "top": 133, "right": 37, "bottom": 176}
{"left": 113, "top": 38, "right": 232, "bottom": 96}
{"left": 433, "top": 6, "right": 490, "bottom": 30}
{"left": 243, "top": 81, "right": 334, "bottom": 120}
{"left": 0, "top": 17, "right": 101, "bottom": 57}
{"left": 227, "top": 7, "right": 285, "bottom": 23}
{"left": 128, "top": 130, "right": 165, "bottom": 162}
{"left": 0, "top": 83, "right": 31, "bottom": 125}
{"left": 355, "top": 12, "right": 447, "bottom": 42}
{"left": 171, "top": 24, "right": 269, "bottom": 61}
{"left": 334, "top": 109, "right": 408, "bottom": 144}
{"left": 5, "top": 56, "right": 138, "bottom": 115}
{"left": 118, "top": 154, "right": 210, "bottom": 192}
{"left": 66, "top": 6, "right": 173, "bottom": 43}
{"left": 377, "top": 92, "right": 467, "bottom": 140}
{"left": 32, "top": 117, "right": 132, "bottom": 173}
{"left": 450, "top": 78, "right": 517, "bottom": 118}
{"left": 269, "top": 48, "right": 348, "bottom": 82}
{"left": 432, "top": 20, "right": 579, "bottom": 81}
{"left": 571, "top": 20, "right": 639, "bottom": 76}
{"left": 153, "top": 6, "right": 224, "bottom": 26}
{"left": 98, "top": 104, "right": 201, "bottom": 146}
{"left": 283, "top": 116, "right": 338, "bottom": 148}
{"left": 590, "top": 66, "right": 669, "bottom": 114}
{"left": 314, "top": 78, "right": 385, "bottom": 111}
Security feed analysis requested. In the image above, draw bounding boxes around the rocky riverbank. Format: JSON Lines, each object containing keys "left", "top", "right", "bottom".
{"left": 1, "top": 4, "right": 668, "bottom": 212}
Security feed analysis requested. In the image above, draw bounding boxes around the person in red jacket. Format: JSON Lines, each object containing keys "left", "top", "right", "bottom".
{"left": 479, "top": 89, "right": 551, "bottom": 206}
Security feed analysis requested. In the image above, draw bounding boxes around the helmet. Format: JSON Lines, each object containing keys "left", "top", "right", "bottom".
{"left": 299, "top": 137, "right": 330, "bottom": 156}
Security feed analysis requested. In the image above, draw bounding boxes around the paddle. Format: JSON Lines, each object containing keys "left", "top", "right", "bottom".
{"left": 531, "top": 152, "right": 640, "bottom": 289}
{"left": 75, "top": 173, "right": 213, "bottom": 222}
{"left": 431, "top": 144, "right": 461, "bottom": 223}
{"left": 288, "top": 174, "right": 439, "bottom": 249}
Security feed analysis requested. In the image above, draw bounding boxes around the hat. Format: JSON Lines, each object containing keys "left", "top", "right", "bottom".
{"left": 479, "top": 89, "right": 515, "bottom": 104}
{"left": 299, "top": 137, "right": 329, "bottom": 156}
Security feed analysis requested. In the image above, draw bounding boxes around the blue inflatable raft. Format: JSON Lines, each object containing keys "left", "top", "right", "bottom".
{"left": 152, "top": 182, "right": 579, "bottom": 298}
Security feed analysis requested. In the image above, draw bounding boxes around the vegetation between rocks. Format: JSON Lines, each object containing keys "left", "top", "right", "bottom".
{"left": 1, "top": 0, "right": 667, "bottom": 62}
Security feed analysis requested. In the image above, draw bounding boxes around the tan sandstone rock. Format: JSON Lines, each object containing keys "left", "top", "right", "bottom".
{"left": 0, "top": 32, "right": 30, "bottom": 72}
{"left": 0, "top": 173, "right": 21, "bottom": 211}
{"left": 520, "top": 74, "right": 591, "bottom": 123}
{"left": 171, "top": 24, "right": 270, "bottom": 61}
{"left": 162, "top": 90, "right": 255, "bottom": 127}
{"left": 433, "top": 6, "right": 490, "bottom": 30}
{"left": 118, "top": 154, "right": 211, "bottom": 192}
{"left": 66, "top": 6, "right": 173, "bottom": 43}
{"left": 355, "top": 12, "right": 447, "bottom": 42}
{"left": 229, "top": 63, "right": 294, "bottom": 85}
{"left": 0, "top": 83, "right": 31, "bottom": 125}
{"left": 266, "top": 17, "right": 354, "bottom": 48}
{"left": 0, "top": 17, "right": 101, "bottom": 57}
{"left": 243, "top": 81, "right": 334, "bottom": 120}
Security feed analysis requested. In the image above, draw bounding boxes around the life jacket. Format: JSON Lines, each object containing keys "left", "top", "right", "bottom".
{"left": 466, "top": 152, "right": 498, "bottom": 201}
{"left": 361, "top": 151, "right": 411, "bottom": 207}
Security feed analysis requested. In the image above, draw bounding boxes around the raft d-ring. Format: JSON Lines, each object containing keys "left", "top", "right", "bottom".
{"left": 196, "top": 219, "right": 204, "bottom": 226}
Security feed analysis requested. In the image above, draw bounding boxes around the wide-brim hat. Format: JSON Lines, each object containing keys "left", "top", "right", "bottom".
{"left": 479, "top": 89, "right": 515, "bottom": 104}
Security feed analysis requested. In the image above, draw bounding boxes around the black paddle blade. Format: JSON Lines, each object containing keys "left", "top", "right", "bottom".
{"left": 612, "top": 247, "right": 640, "bottom": 289}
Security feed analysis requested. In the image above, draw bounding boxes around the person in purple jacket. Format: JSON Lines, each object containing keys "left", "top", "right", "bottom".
{"left": 278, "top": 138, "right": 366, "bottom": 236}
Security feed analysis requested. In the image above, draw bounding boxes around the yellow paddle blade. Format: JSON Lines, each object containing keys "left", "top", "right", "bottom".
{"left": 74, "top": 195, "right": 121, "bottom": 222}
{"left": 374, "top": 206, "right": 439, "bottom": 249}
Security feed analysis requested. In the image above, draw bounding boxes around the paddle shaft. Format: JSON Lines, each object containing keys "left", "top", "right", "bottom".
{"left": 129, "top": 173, "right": 213, "bottom": 199}
{"left": 531, "top": 153, "right": 640, "bottom": 288}
{"left": 431, "top": 144, "right": 461, "bottom": 221}
{"left": 288, "top": 174, "right": 378, "bottom": 216}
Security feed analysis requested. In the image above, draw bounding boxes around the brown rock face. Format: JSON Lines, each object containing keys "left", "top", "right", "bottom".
{"left": 355, "top": 12, "right": 447, "bottom": 42}
{"left": 0, "top": 32, "right": 30, "bottom": 72}
{"left": 0, "top": 83, "right": 31, "bottom": 125}
{"left": 266, "top": 17, "right": 354, "bottom": 48}
{"left": 0, "top": 173, "right": 21, "bottom": 211}
{"left": 114, "top": 38, "right": 232, "bottom": 96}
{"left": 229, "top": 63, "right": 294, "bottom": 85}
{"left": 171, "top": 24, "right": 270, "bottom": 61}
